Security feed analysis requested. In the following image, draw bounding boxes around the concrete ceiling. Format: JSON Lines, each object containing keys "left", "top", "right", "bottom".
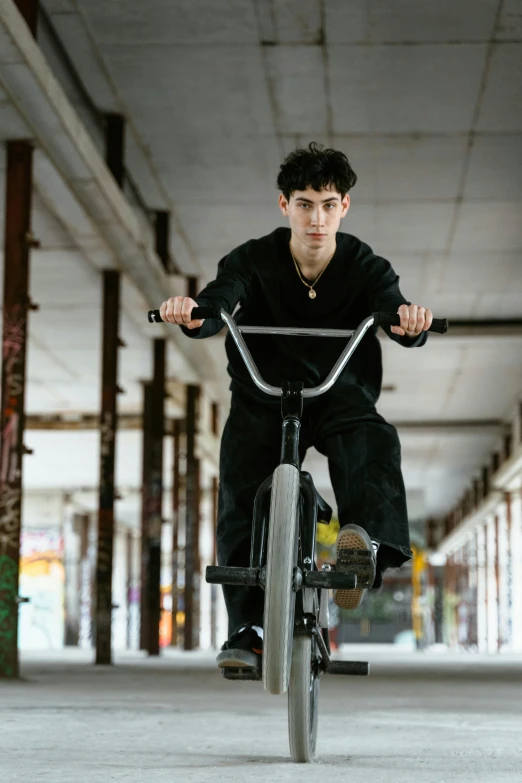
{"left": 1, "top": 0, "right": 521, "bottom": 518}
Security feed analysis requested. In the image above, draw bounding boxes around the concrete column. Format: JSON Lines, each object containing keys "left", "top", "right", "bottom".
{"left": 485, "top": 516, "right": 499, "bottom": 653}
{"left": 467, "top": 535, "right": 478, "bottom": 648}
{"left": 510, "top": 491, "right": 522, "bottom": 651}
{"left": 63, "top": 503, "right": 80, "bottom": 646}
{"left": 476, "top": 526, "right": 487, "bottom": 652}
{"left": 497, "top": 499, "right": 511, "bottom": 649}
{"left": 456, "top": 544, "right": 470, "bottom": 648}
{"left": 0, "top": 139, "right": 35, "bottom": 679}
{"left": 79, "top": 514, "right": 96, "bottom": 649}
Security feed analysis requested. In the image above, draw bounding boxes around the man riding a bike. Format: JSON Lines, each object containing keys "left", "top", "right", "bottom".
{"left": 159, "top": 142, "right": 433, "bottom": 670}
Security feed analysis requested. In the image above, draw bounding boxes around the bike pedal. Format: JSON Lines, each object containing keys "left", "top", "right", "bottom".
{"left": 222, "top": 666, "right": 261, "bottom": 681}
{"left": 336, "top": 549, "right": 375, "bottom": 588}
{"left": 327, "top": 660, "right": 370, "bottom": 676}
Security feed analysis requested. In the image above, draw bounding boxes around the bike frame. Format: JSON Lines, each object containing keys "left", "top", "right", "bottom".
{"left": 203, "top": 308, "right": 379, "bottom": 677}
{"left": 223, "top": 308, "right": 377, "bottom": 612}
{"left": 231, "top": 313, "right": 379, "bottom": 662}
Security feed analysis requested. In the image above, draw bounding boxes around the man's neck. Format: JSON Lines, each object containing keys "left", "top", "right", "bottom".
{"left": 289, "top": 234, "right": 337, "bottom": 276}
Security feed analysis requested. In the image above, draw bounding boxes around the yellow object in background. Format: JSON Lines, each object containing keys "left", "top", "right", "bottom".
{"left": 316, "top": 517, "right": 340, "bottom": 548}
{"left": 411, "top": 545, "right": 426, "bottom": 643}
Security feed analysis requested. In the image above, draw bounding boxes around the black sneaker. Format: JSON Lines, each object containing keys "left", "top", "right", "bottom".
{"left": 216, "top": 624, "right": 263, "bottom": 670}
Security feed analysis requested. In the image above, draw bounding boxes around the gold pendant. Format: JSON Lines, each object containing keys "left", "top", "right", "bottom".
{"left": 309, "top": 289, "right": 317, "bottom": 299}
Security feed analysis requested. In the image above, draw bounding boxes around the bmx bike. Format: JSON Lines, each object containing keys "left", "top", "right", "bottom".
{"left": 148, "top": 305, "right": 448, "bottom": 762}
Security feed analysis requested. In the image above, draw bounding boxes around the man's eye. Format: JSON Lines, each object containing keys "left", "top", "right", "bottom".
{"left": 299, "top": 204, "right": 309, "bottom": 209}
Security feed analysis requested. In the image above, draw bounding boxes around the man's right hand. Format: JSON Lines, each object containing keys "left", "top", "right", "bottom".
{"left": 159, "top": 296, "right": 204, "bottom": 330}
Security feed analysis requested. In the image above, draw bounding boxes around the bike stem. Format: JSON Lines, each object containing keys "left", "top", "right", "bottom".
{"left": 280, "top": 381, "right": 304, "bottom": 468}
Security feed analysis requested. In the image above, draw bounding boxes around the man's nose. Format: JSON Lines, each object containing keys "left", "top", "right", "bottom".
{"left": 311, "top": 209, "right": 325, "bottom": 226}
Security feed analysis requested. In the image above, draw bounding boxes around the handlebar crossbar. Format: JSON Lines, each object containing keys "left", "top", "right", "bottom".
{"left": 147, "top": 308, "right": 448, "bottom": 399}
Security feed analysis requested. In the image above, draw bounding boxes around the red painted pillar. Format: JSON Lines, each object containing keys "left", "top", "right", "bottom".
{"left": 170, "top": 418, "right": 183, "bottom": 647}
{"left": 184, "top": 385, "right": 201, "bottom": 650}
{"left": 94, "top": 270, "right": 120, "bottom": 665}
{"left": 94, "top": 112, "right": 125, "bottom": 665}
{"left": 0, "top": 140, "right": 35, "bottom": 679}
{"left": 139, "top": 342, "right": 165, "bottom": 656}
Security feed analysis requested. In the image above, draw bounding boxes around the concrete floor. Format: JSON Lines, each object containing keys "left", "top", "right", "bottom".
{"left": 1, "top": 647, "right": 522, "bottom": 782}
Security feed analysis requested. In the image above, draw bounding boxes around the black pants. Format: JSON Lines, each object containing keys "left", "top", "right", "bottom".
{"left": 217, "top": 388, "right": 412, "bottom": 636}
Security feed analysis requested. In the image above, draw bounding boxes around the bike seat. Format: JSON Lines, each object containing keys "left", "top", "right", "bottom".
{"left": 300, "top": 471, "right": 333, "bottom": 524}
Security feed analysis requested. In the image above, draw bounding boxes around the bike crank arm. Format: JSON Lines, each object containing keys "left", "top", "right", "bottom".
{"left": 205, "top": 565, "right": 265, "bottom": 588}
{"left": 311, "top": 628, "right": 370, "bottom": 676}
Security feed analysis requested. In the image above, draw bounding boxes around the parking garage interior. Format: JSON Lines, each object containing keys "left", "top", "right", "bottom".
{"left": 1, "top": 1, "right": 522, "bottom": 780}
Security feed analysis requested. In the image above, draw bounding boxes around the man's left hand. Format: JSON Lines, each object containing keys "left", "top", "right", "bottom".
{"left": 390, "top": 304, "right": 433, "bottom": 338}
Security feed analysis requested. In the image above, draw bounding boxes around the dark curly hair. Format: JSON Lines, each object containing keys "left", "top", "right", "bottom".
{"left": 276, "top": 141, "right": 357, "bottom": 200}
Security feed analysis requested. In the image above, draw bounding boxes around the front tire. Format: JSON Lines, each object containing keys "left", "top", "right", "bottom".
{"left": 288, "top": 588, "right": 320, "bottom": 762}
{"left": 262, "top": 463, "right": 300, "bottom": 695}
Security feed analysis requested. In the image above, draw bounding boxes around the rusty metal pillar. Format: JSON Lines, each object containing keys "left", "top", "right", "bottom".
{"left": 155, "top": 211, "right": 178, "bottom": 274}
{"left": 139, "top": 382, "right": 153, "bottom": 650}
{"left": 494, "top": 514, "right": 501, "bottom": 651}
{"left": 183, "top": 276, "right": 201, "bottom": 650}
{"left": 170, "top": 418, "right": 183, "bottom": 647}
{"left": 210, "top": 401, "right": 219, "bottom": 649}
{"left": 94, "top": 112, "right": 124, "bottom": 665}
{"left": 184, "top": 385, "right": 201, "bottom": 650}
{"left": 94, "top": 270, "right": 120, "bottom": 665}
{"left": 14, "top": 0, "right": 38, "bottom": 33}
{"left": 0, "top": 138, "right": 35, "bottom": 679}
{"left": 125, "top": 529, "right": 136, "bottom": 650}
{"left": 210, "top": 475, "right": 219, "bottom": 649}
{"left": 105, "top": 114, "right": 125, "bottom": 188}
{"left": 141, "top": 340, "right": 166, "bottom": 656}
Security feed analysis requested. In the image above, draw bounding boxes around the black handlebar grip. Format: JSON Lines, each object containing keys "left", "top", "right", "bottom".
{"left": 191, "top": 307, "right": 222, "bottom": 320}
{"left": 373, "top": 312, "right": 448, "bottom": 335}
{"left": 147, "top": 307, "right": 222, "bottom": 324}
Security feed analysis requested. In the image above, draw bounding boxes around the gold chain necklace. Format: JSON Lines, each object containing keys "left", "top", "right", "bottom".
{"left": 290, "top": 244, "right": 333, "bottom": 299}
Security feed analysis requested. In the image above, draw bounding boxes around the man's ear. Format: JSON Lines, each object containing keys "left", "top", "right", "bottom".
{"left": 278, "top": 193, "right": 290, "bottom": 216}
{"left": 340, "top": 194, "right": 350, "bottom": 218}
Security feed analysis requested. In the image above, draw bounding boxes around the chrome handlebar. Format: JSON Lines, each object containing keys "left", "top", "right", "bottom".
{"left": 217, "top": 310, "right": 374, "bottom": 398}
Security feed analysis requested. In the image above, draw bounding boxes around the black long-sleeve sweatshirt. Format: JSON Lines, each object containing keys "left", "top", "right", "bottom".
{"left": 182, "top": 227, "right": 426, "bottom": 403}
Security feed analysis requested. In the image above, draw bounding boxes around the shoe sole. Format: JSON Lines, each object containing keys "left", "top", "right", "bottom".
{"left": 216, "top": 648, "right": 261, "bottom": 670}
{"left": 333, "top": 527, "right": 372, "bottom": 610}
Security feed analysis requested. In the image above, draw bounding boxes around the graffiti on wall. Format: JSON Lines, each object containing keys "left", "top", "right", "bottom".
{"left": 0, "top": 555, "right": 18, "bottom": 677}
{"left": 18, "top": 531, "right": 65, "bottom": 651}
{"left": 0, "top": 305, "right": 27, "bottom": 677}
{"left": 95, "top": 407, "right": 116, "bottom": 657}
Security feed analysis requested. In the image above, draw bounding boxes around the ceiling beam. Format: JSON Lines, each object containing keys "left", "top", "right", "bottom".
{"left": 395, "top": 420, "right": 505, "bottom": 435}
{"left": 25, "top": 414, "right": 504, "bottom": 435}
{"left": 0, "top": 1, "right": 219, "bottom": 395}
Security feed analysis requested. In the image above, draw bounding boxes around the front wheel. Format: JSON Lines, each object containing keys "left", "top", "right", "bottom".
{"left": 262, "top": 463, "right": 300, "bottom": 695}
{"left": 288, "top": 588, "right": 320, "bottom": 762}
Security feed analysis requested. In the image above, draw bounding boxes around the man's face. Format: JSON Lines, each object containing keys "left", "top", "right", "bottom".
{"left": 278, "top": 187, "right": 350, "bottom": 249}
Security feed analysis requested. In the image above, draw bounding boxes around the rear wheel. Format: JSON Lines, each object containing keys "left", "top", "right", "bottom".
{"left": 262, "top": 463, "right": 300, "bottom": 695}
{"left": 288, "top": 588, "right": 320, "bottom": 762}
